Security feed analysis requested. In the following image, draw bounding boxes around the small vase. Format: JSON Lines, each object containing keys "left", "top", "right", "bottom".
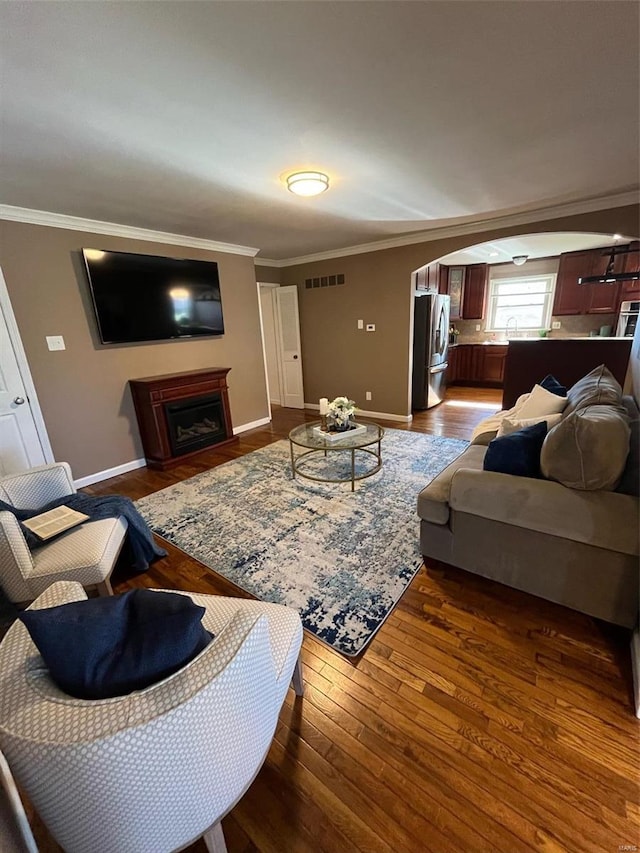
{"left": 331, "top": 415, "right": 354, "bottom": 432}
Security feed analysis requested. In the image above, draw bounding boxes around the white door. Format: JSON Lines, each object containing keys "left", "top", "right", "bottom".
{"left": 274, "top": 285, "right": 305, "bottom": 409}
{"left": 0, "top": 285, "right": 48, "bottom": 475}
{"left": 259, "top": 285, "right": 283, "bottom": 405}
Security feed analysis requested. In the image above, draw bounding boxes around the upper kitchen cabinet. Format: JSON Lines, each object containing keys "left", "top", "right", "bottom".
{"left": 438, "top": 264, "right": 449, "bottom": 294}
{"left": 415, "top": 262, "right": 446, "bottom": 292}
{"left": 552, "top": 250, "right": 592, "bottom": 315}
{"left": 584, "top": 247, "right": 624, "bottom": 313}
{"left": 447, "top": 267, "right": 465, "bottom": 320}
{"left": 622, "top": 241, "right": 640, "bottom": 301}
{"left": 552, "top": 245, "right": 635, "bottom": 315}
{"left": 462, "top": 264, "right": 488, "bottom": 319}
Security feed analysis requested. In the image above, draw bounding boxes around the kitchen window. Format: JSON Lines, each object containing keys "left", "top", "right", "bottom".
{"left": 486, "top": 274, "right": 556, "bottom": 332}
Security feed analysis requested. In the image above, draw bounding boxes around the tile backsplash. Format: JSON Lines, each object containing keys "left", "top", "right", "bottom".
{"left": 452, "top": 314, "right": 617, "bottom": 344}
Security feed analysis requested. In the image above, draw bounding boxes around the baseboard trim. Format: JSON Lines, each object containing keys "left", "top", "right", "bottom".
{"left": 74, "top": 458, "right": 147, "bottom": 488}
{"left": 233, "top": 416, "right": 272, "bottom": 435}
{"left": 74, "top": 418, "right": 272, "bottom": 486}
{"left": 305, "top": 403, "right": 412, "bottom": 423}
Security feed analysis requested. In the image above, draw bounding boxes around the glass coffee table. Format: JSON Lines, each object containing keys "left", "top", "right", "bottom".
{"left": 288, "top": 422, "right": 385, "bottom": 491}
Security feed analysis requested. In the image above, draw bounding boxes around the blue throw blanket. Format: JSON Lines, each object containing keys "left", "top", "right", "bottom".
{"left": 0, "top": 494, "right": 167, "bottom": 572}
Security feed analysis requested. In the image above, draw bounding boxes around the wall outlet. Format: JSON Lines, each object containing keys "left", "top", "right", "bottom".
{"left": 552, "top": 321, "right": 562, "bottom": 330}
{"left": 366, "top": 323, "right": 376, "bottom": 332}
{"left": 365, "top": 391, "right": 372, "bottom": 401}
{"left": 357, "top": 319, "right": 364, "bottom": 330}
{"left": 46, "top": 335, "right": 66, "bottom": 351}
{"left": 475, "top": 324, "right": 481, "bottom": 332}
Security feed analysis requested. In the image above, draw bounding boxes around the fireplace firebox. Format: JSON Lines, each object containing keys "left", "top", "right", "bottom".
{"left": 165, "top": 393, "right": 227, "bottom": 456}
{"left": 129, "top": 368, "right": 237, "bottom": 469}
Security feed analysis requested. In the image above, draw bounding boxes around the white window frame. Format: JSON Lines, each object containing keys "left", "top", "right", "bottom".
{"left": 485, "top": 273, "right": 556, "bottom": 333}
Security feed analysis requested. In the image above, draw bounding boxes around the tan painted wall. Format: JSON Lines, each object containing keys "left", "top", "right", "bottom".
{"left": 255, "top": 265, "right": 282, "bottom": 284}
{"left": 282, "top": 204, "right": 640, "bottom": 416}
{"left": 0, "top": 221, "right": 269, "bottom": 478}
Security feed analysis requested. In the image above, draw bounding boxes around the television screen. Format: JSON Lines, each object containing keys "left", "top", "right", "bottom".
{"left": 83, "top": 249, "right": 224, "bottom": 344}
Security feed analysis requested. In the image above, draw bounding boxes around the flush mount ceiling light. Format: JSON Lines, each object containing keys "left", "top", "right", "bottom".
{"left": 512, "top": 255, "right": 529, "bottom": 266}
{"left": 286, "top": 171, "right": 329, "bottom": 197}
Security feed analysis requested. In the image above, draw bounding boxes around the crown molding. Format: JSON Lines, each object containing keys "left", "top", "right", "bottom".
{"left": 255, "top": 188, "right": 640, "bottom": 268}
{"left": 0, "top": 205, "right": 260, "bottom": 257}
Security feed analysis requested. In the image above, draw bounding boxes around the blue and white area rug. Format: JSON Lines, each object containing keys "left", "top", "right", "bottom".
{"left": 136, "top": 430, "right": 466, "bottom": 656}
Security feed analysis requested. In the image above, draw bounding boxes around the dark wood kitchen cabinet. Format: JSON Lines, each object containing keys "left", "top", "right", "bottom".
{"left": 621, "top": 241, "right": 640, "bottom": 301}
{"left": 552, "top": 251, "right": 592, "bottom": 315}
{"left": 481, "top": 345, "right": 508, "bottom": 383}
{"left": 448, "top": 344, "right": 507, "bottom": 386}
{"left": 461, "top": 265, "right": 488, "bottom": 319}
{"left": 552, "top": 243, "right": 637, "bottom": 315}
{"left": 438, "top": 264, "right": 449, "bottom": 294}
{"left": 585, "top": 247, "right": 624, "bottom": 313}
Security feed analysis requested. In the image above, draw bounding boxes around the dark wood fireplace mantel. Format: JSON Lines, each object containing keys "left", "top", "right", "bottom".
{"left": 129, "top": 368, "right": 238, "bottom": 470}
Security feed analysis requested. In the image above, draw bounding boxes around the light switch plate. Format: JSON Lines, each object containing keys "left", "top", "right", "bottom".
{"left": 46, "top": 335, "right": 66, "bottom": 351}
{"left": 366, "top": 323, "right": 375, "bottom": 332}
{"left": 357, "top": 319, "right": 364, "bottom": 330}
{"left": 365, "top": 391, "right": 372, "bottom": 401}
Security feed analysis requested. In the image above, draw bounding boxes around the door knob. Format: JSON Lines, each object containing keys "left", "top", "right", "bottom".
{"left": 13, "top": 396, "right": 25, "bottom": 405}
{"left": 293, "top": 355, "right": 298, "bottom": 360}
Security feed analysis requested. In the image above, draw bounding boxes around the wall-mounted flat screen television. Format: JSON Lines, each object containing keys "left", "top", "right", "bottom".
{"left": 83, "top": 248, "right": 224, "bottom": 344}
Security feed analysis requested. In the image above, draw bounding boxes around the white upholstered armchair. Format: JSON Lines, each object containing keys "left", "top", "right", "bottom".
{"left": 0, "top": 580, "right": 304, "bottom": 853}
{"left": 0, "top": 462, "right": 127, "bottom": 602}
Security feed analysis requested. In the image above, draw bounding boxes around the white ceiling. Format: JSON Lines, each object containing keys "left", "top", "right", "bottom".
{"left": 438, "top": 232, "right": 634, "bottom": 266}
{"left": 1, "top": 2, "right": 638, "bottom": 261}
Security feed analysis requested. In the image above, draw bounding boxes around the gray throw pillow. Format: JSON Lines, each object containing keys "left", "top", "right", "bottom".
{"left": 541, "top": 404, "right": 630, "bottom": 491}
{"left": 564, "top": 364, "right": 622, "bottom": 416}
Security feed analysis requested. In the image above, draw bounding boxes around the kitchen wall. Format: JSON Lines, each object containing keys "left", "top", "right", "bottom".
{"left": 0, "top": 221, "right": 269, "bottom": 479}
{"left": 281, "top": 204, "right": 639, "bottom": 416}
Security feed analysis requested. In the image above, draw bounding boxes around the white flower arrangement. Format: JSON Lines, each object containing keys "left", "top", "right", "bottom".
{"left": 328, "top": 396, "right": 357, "bottom": 428}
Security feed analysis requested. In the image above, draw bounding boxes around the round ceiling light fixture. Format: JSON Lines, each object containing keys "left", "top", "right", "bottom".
{"left": 286, "top": 171, "right": 329, "bottom": 197}
{"left": 512, "top": 255, "right": 529, "bottom": 266}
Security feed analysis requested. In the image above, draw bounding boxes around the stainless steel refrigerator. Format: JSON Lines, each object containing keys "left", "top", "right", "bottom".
{"left": 411, "top": 292, "right": 450, "bottom": 409}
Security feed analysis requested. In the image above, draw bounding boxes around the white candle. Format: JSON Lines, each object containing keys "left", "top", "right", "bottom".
{"left": 319, "top": 397, "right": 329, "bottom": 415}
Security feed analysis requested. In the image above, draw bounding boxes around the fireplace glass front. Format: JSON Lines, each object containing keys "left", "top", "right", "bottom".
{"left": 164, "top": 393, "right": 228, "bottom": 456}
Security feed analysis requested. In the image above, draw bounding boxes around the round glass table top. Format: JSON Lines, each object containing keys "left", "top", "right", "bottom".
{"left": 288, "top": 421, "right": 384, "bottom": 450}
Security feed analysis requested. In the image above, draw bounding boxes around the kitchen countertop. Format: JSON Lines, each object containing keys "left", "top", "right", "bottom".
{"left": 450, "top": 337, "right": 629, "bottom": 346}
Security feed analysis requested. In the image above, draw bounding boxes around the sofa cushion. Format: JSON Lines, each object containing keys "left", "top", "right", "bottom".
{"left": 541, "top": 404, "right": 631, "bottom": 491}
{"left": 515, "top": 384, "right": 568, "bottom": 420}
{"left": 565, "top": 364, "right": 622, "bottom": 415}
{"left": 19, "top": 589, "right": 212, "bottom": 699}
{"left": 449, "top": 469, "right": 639, "bottom": 556}
{"left": 417, "top": 444, "right": 487, "bottom": 525}
{"left": 484, "top": 422, "right": 548, "bottom": 479}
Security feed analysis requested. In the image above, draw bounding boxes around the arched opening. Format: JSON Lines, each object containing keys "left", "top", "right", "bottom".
{"left": 409, "top": 231, "right": 639, "bottom": 412}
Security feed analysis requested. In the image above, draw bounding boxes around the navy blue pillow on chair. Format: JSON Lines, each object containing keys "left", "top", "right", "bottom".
{"left": 539, "top": 374, "right": 567, "bottom": 397}
{"left": 19, "top": 590, "right": 212, "bottom": 700}
{"left": 483, "top": 421, "right": 548, "bottom": 479}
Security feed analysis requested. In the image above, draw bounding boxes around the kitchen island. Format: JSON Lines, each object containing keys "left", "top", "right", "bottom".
{"left": 501, "top": 337, "right": 632, "bottom": 408}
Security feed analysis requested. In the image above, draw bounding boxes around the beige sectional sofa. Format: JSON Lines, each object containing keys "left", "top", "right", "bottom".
{"left": 418, "top": 365, "right": 639, "bottom": 628}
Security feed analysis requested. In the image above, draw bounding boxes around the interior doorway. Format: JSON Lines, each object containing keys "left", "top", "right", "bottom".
{"left": 258, "top": 283, "right": 305, "bottom": 409}
{"left": 258, "top": 283, "right": 283, "bottom": 406}
{"left": 0, "top": 268, "right": 53, "bottom": 474}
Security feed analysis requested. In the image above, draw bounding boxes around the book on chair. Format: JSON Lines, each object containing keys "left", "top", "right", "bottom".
{"left": 22, "top": 506, "right": 90, "bottom": 541}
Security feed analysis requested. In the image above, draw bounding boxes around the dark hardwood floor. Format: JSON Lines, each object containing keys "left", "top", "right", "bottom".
{"left": 29, "top": 387, "right": 639, "bottom": 852}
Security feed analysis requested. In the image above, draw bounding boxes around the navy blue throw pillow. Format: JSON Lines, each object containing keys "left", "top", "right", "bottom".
{"left": 483, "top": 421, "right": 548, "bottom": 479}
{"left": 19, "top": 590, "right": 212, "bottom": 700}
{"left": 539, "top": 374, "right": 567, "bottom": 397}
